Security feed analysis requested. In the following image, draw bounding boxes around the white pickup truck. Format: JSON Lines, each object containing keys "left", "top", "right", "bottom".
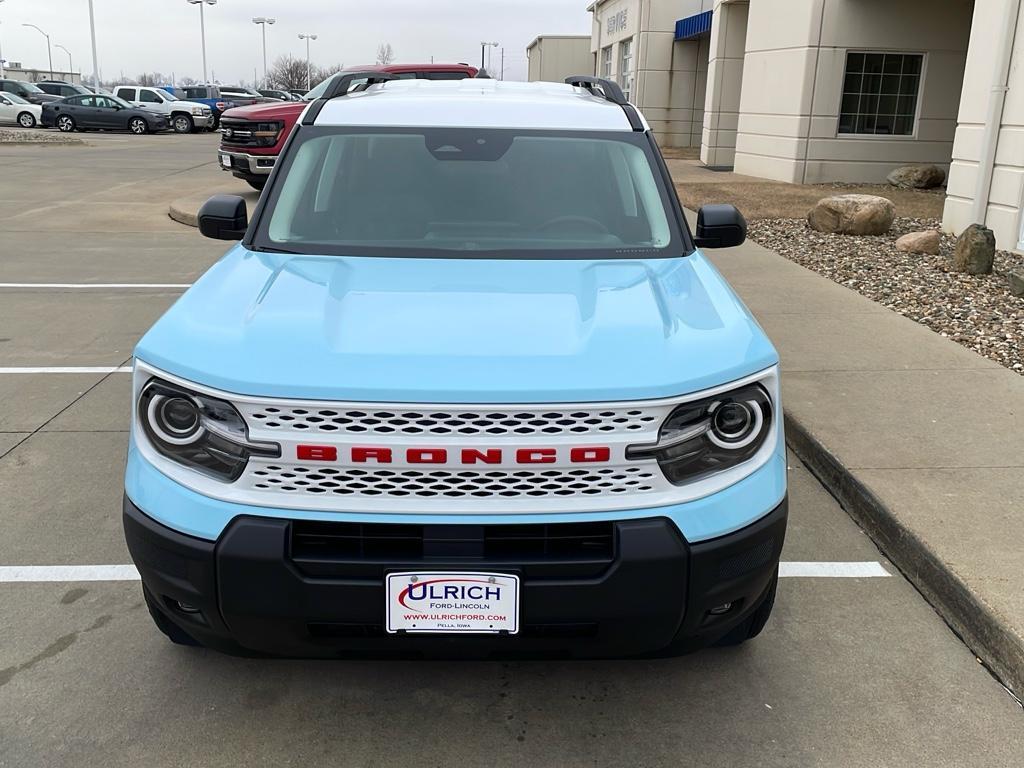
{"left": 112, "top": 86, "right": 214, "bottom": 134}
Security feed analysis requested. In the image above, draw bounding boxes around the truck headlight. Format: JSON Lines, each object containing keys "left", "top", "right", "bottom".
{"left": 138, "top": 379, "right": 279, "bottom": 482}
{"left": 191, "top": 106, "right": 205, "bottom": 116}
{"left": 626, "top": 384, "right": 773, "bottom": 485}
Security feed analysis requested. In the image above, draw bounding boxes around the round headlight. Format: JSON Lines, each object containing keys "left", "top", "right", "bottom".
{"left": 707, "top": 398, "right": 764, "bottom": 450}
{"left": 148, "top": 394, "right": 203, "bottom": 445}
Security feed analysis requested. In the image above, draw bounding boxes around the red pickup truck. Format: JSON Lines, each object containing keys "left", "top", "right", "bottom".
{"left": 218, "top": 63, "right": 478, "bottom": 190}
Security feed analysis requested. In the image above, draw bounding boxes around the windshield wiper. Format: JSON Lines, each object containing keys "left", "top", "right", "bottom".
{"left": 249, "top": 244, "right": 306, "bottom": 255}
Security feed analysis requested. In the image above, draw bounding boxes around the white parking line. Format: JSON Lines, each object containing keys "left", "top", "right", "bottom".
{"left": 0, "top": 562, "right": 891, "bottom": 583}
{"left": 779, "top": 561, "right": 890, "bottom": 578}
{"left": 0, "top": 283, "right": 191, "bottom": 289}
{"left": 0, "top": 367, "right": 132, "bottom": 374}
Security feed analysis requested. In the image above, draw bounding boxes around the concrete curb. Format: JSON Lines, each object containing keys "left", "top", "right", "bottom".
{"left": 785, "top": 412, "right": 1024, "bottom": 698}
{"left": 168, "top": 199, "right": 199, "bottom": 227}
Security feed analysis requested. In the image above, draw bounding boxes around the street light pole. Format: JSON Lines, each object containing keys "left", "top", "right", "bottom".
{"left": 0, "top": 1, "right": 6, "bottom": 80}
{"left": 479, "top": 41, "right": 498, "bottom": 74}
{"left": 22, "top": 23, "right": 53, "bottom": 80}
{"left": 253, "top": 17, "right": 276, "bottom": 88}
{"left": 56, "top": 44, "right": 72, "bottom": 77}
{"left": 298, "top": 33, "right": 317, "bottom": 91}
{"left": 187, "top": 0, "right": 217, "bottom": 84}
{"left": 87, "top": 0, "right": 100, "bottom": 90}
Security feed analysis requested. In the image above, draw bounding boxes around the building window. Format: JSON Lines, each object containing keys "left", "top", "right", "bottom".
{"left": 839, "top": 51, "right": 923, "bottom": 136}
{"left": 601, "top": 46, "right": 613, "bottom": 78}
{"left": 619, "top": 38, "right": 633, "bottom": 101}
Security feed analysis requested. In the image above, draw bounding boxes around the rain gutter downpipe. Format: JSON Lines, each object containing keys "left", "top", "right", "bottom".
{"left": 972, "top": 0, "right": 1021, "bottom": 225}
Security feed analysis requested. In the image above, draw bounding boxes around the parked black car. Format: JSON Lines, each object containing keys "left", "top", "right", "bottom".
{"left": 41, "top": 94, "right": 169, "bottom": 134}
{"left": 0, "top": 79, "right": 60, "bottom": 105}
{"left": 36, "top": 81, "right": 93, "bottom": 98}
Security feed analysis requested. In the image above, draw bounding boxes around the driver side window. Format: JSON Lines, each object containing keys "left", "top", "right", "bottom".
{"left": 139, "top": 89, "right": 162, "bottom": 104}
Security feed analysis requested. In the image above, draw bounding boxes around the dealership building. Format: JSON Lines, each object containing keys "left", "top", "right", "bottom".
{"left": 542, "top": 0, "right": 1023, "bottom": 252}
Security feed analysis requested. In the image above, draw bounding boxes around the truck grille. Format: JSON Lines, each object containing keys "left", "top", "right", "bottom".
{"left": 244, "top": 405, "right": 660, "bottom": 437}
{"left": 291, "top": 520, "right": 616, "bottom": 562}
{"left": 249, "top": 465, "right": 659, "bottom": 499}
{"left": 219, "top": 118, "right": 282, "bottom": 148}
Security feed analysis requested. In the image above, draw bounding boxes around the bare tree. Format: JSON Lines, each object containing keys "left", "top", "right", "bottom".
{"left": 311, "top": 62, "right": 346, "bottom": 87}
{"left": 136, "top": 72, "right": 167, "bottom": 87}
{"left": 375, "top": 42, "right": 395, "bottom": 66}
{"left": 180, "top": 76, "right": 198, "bottom": 87}
{"left": 266, "top": 55, "right": 310, "bottom": 91}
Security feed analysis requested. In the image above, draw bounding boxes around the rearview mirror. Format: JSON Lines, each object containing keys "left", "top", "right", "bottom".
{"left": 694, "top": 204, "right": 747, "bottom": 249}
{"left": 198, "top": 195, "right": 248, "bottom": 241}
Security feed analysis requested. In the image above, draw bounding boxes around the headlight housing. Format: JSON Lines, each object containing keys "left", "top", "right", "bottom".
{"left": 138, "top": 379, "right": 279, "bottom": 482}
{"left": 191, "top": 106, "right": 205, "bottom": 116}
{"left": 627, "top": 383, "right": 773, "bottom": 485}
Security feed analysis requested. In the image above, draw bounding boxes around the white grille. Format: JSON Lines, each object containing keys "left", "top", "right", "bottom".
{"left": 249, "top": 465, "right": 659, "bottom": 499}
{"left": 244, "top": 405, "right": 661, "bottom": 437}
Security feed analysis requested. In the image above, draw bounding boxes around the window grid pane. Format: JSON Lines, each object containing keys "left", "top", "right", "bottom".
{"left": 838, "top": 51, "right": 922, "bottom": 136}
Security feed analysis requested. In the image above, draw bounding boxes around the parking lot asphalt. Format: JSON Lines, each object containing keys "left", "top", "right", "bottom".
{"left": 1, "top": 134, "right": 1022, "bottom": 767}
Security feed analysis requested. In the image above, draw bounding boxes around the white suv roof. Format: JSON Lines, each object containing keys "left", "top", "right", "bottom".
{"left": 313, "top": 79, "right": 648, "bottom": 132}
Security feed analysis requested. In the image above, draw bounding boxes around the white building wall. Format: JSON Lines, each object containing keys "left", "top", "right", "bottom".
{"left": 527, "top": 36, "right": 594, "bottom": 83}
{"left": 702, "top": 1, "right": 749, "bottom": 167}
{"left": 732, "top": 0, "right": 972, "bottom": 183}
{"left": 943, "top": 0, "right": 1024, "bottom": 253}
{"left": 590, "top": 0, "right": 713, "bottom": 147}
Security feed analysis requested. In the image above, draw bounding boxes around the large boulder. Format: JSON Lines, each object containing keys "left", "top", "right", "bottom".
{"left": 887, "top": 164, "right": 946, "bottom": 189}
{"left": 807, "top": 194, "right": 895, "bottom": 236}
{"left": 952, "top": 224, "right": 995, "bottom": 275}
{"left": 1008, "top": 268, "right": 1024, "bottom": 297}
{"left": 895, "top": 230, "right": 941, "bottom": 255}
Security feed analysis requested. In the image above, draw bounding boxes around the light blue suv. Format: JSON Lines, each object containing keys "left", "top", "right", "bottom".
{"left": 124, "top": 73, "right": 786, "bottom": 658}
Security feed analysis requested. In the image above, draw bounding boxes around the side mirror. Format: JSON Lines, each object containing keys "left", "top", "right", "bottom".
{"left": 198, "top": 195, "right": 248, "bottom": 240}
{"left": 694, "top": 204, "right": 747, "bottom": 249}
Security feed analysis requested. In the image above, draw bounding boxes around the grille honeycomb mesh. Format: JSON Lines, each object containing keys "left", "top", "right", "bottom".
{"left": 249, "top": 465, "right": 659, "bottom": 499}
{"left": 245, "top": 406, "right": 660, "bottom": 437}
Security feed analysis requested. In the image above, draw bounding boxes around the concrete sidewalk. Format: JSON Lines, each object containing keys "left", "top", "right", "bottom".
{"left": 705, "top": 234, "right": 1024, "bottom": 697}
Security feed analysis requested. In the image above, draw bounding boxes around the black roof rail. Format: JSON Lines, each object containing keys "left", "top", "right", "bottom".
{"left": 301, "top": 70, "right": 399, "bottom": 125}
{"left": 564, "top": 75, "right": 644, "bottom": 132}
{"left": 564, "top": 75, "right": 627, "bottom": 105}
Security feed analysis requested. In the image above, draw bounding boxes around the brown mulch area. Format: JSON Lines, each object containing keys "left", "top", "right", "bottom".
{"left": 675, "top": 181, "right": 945, "bottom": 220}
{"left": 747, "top": 217, "right": 1024, "bottom": 374}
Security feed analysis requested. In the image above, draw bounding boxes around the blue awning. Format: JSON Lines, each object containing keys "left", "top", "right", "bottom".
{"left": 675, "top": 10, "right": 713, "bottom": 41}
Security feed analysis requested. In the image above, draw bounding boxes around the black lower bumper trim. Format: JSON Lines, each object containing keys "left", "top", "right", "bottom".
{"left": 123, "top": 496, "right": 787, "bottom": 658}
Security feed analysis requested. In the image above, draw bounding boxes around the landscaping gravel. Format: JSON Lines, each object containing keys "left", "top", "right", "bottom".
{"left": 0, "top": 128, "right": 83, "bottom": 145}
{"left": 747, "top": 217, "right": 1024, "bottom": 374}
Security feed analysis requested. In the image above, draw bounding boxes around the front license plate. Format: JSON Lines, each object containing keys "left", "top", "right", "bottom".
{"left": 219, "top": 153, "right": 232, "bottom": 168}
{"left": 386, "top": 571, "right": 520, "bottom": 635}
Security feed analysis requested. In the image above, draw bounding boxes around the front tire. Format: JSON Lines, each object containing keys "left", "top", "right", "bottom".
{"left": 17, "top": 112, "right": 37, "bottom": 129}
{"left": 172, "top": 114, "right": 194, "bottom": 134}
{"left": 129, "top": 117, "right": 148, "bottom": 135}
{"left": 56, "top": 115, "right": 76, "bottom": 132}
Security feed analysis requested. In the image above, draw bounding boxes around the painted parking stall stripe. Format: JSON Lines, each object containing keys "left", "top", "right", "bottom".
{"left": 0, "top": 367, "right": 133, "bottom": 374}
{"left": 779, "top": 561, "right": 890, "bottom": 578}
{"left": 0, "top": 562, "right": 891, "bottom": 583}
{"left": 0, "top": 283, "right": 191, "bottom": 289}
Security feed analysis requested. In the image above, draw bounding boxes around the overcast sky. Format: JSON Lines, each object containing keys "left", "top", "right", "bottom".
{"left": 0, "top": 0, "right": 592, "bottom": 86}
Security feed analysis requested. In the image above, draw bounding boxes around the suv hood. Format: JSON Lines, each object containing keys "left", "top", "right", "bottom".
{"left": 221, "top": 101, "right": 304, "bottom": 121}
{"left": 135, "top": 247, "right": 777, "bottom": 403}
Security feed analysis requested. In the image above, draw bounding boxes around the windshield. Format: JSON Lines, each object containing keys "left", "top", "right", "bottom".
{"left": 157, "top": 89, "right": 180, "bottom": 101}
{"left": 5, "top": 92, "right": 29, "bottom": 105}
{"left": 302, "top": 77, "right": 332, "bottom": 101}
{"left": 108, "top": 95, "right": 134, "bottom": 109}
{"left": 20, "top": 82, "right": 43, "bottom": 93}
{"left": 257, "top": 127, "right": 681, "bottom": 259}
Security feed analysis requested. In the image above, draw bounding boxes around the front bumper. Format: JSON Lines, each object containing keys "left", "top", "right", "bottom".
{"left": 189, "top": 113, "right": 215, "bottom": 129}
{"left": 218, "top": 149, "right": 276, "bottom": 178}
{"left": 124, "top": 494, "right": 787, "bottom": 658}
